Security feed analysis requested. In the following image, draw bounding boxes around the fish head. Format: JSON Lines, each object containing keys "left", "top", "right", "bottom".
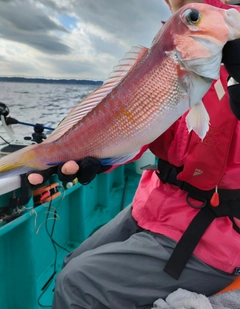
{"left": 157, "top": 3, "right": 240, "bottom": 80}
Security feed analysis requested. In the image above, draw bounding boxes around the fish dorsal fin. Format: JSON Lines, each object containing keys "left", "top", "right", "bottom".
{"left": 43, "top": 45, "right": 148, "bottom": 144}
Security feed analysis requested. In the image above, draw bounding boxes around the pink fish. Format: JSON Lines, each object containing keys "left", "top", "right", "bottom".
{"left": 0, "top": 3, "right": 240, "bottom": 178}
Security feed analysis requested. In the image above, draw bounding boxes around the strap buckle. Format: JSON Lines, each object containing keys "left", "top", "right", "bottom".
{"left": 156, "top": 161, "right": 182, "bottom": 187}
{"left": 186, "top": 192, "right": 207, "bottom": 209}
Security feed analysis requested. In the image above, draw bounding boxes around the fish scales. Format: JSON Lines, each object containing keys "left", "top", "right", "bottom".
{"left": 48, "top": 56, "right": 184, "bottom": 161}
{"left": 1, "top": 3, "right": 240, "bottom": 177}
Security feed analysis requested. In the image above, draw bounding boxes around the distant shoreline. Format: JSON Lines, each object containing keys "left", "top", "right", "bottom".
{"left": 0, "top": 77, "right": 103, "bottom": 85}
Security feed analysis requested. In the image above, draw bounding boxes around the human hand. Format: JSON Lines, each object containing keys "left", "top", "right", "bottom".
{"left": 221, "top": 39, "right": 240, "bottom": 119}
{"left": 164, "top": 0, "right": 203, "bottom": 13}
{"left": 164, "top": 0, "right": 234, "bottom": 14}
{"left": 227, "top": 81, "right": 240, "bottom": 119}
{"left": 222, "top": 40, "right": 240, "bottom": 84}
{"left": 26, "top": 157, "right": 112, "bottom": 189}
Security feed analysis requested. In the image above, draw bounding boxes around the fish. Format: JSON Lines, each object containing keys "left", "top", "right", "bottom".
{"left": 0, "top": 3, "right": 240, "bottom": 179}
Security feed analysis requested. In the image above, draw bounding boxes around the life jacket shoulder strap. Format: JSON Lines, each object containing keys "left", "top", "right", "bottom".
{"left": 164, "top": 205, "right": 215, "bottom": 279}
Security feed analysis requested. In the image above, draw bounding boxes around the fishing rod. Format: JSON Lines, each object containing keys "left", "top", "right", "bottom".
{"left": 5, "top": 117, "right": 54, "bottom": 131}
{"left": 0, "top": 102, "right": 55, "bottom": 152}
{"left": 0, "top": 102, "right": 54, "bottom": 131}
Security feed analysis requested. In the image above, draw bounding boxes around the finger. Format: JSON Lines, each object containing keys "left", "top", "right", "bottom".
{"left": 57, "top": 162, "right": 79, "bottom": 183}
{"left": 61, "top": 160, "right": 80, "bottom": 175}
{"left": 28, "top": 173, "right": 44, "bottom": 185}
{"left": 25, "top": 166, "right": 58, "bottom": 190}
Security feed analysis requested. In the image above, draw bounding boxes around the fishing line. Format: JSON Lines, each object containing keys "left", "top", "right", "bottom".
{"left": 37, "top": 197, "right": 57, "bottom": 308}
{"left": 31, "top": 208, "right": 60, "bottom": 235}
{"left": 35, "top": 186, "right": 70, "bottom": 308}
{"left": 31, "top": 185, "right": 65, "bottom": 235}
{"left": 31, "top": 186, "right": 70, "bottom": 252}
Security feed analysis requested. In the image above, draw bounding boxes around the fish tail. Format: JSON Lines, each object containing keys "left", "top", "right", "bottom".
{"left": 0, "top": 144, "right": 41, "bottom": 178}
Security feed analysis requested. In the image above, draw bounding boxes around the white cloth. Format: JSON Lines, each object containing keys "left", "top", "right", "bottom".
{"left": 152, "top": 288, "right": 212, "bottom": 309}
{"left": 152, "top": 288, "right": 240, "bottom": 309}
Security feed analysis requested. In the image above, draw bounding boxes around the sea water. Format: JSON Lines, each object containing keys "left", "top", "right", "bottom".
{"left": 0, "top": 82, "right": 98, "bottom": 145}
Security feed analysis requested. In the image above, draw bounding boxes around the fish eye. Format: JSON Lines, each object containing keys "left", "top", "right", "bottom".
{"left": 183, "top": 9, "right": 201, "bottom": 25}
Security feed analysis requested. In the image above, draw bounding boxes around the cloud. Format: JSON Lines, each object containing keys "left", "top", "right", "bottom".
{"left": 0, "top": 0, "right": 71, "bottom": 54}
{"left": 0, "top": 0, "right": 171, "bottom": 79}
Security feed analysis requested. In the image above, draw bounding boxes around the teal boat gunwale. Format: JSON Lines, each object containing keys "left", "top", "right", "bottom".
{"left": 0, "top": 181, "right": 81, "bottom": 237}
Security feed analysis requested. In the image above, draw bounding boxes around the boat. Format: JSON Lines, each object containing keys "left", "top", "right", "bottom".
{"left": 1, "top": 104, "right": 240, "bottom": 309}
{"left": 0, "top": 104, "right": 145, "bottom": 309}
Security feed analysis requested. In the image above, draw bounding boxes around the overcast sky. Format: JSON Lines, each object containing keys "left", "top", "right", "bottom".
{"left": 0, "top": 0, "right": 171, "bottom": 80}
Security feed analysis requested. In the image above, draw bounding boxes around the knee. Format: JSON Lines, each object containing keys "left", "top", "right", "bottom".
{"left": 53, "top": 258, "right": 98, "bottom": 309}
{"left": 62, "top": 251, "right": 73, "bottom": 268}
{"left": 55, "top": 267, "right": 70, "bottom": 295}
{"left": 53, "top": 265, "right": 85, "bottom": 309}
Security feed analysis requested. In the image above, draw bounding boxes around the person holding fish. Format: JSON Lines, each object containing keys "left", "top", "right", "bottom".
{"left": 24, "top": 0, "right": 240, "bottom": 308}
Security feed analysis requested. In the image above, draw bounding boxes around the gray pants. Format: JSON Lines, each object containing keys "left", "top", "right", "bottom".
{"left": 52, "top": 205, "right": 236, "bottom": 309}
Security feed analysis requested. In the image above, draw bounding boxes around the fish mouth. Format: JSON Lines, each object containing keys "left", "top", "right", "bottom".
{"left": 224, "top": 8, "right": 240, "bottom": 40}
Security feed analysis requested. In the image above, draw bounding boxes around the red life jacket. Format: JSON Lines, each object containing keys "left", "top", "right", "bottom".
{"left": 149, "top": 67, "right": 240, "bottom": 279}
{"left": 177, "top": 67, "right": 238, "bottom": 190}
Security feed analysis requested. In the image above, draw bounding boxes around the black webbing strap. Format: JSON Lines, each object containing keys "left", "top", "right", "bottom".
{"left": 163, "top": 205, "right": 216, "bottom": 279}
{"left": 157, "top": 159, "right": 240, "bottom": 201}
{"left": 156, "top": 158, "right": 240, "bottom": 280}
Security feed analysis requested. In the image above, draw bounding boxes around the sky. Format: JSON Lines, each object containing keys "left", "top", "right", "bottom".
{"left": 0, "top": 0, "right": 171, "bottom": 80}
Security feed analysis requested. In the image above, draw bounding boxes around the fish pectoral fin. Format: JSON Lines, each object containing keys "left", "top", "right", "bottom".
{"left": 185, "top": 100, "right": 210, "bottom": 140}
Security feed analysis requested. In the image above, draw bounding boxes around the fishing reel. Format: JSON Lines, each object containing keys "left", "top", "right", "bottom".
{"left": 0, "top": 102, "right": 10, "bottom": 117}
{"left": 0, "top": 102, "right": 54, "bottom": 155}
